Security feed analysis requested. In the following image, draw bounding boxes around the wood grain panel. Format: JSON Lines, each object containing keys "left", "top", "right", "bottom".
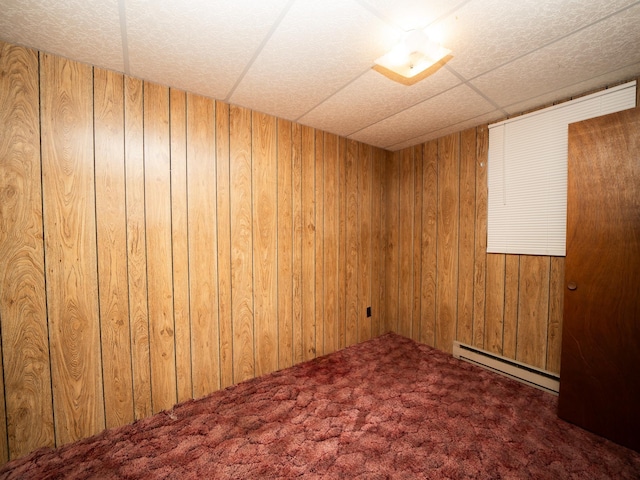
{"left": 411, "top": 145, "right": 423, "bottom": 342}
{"left": 473, "top": 126, "right": 488, "bottom": 349}
{"left": 0, "top": 42, "right": 54, "bottom": 460}
{"left": 457, "top": 128, "right": 476, "bottom": 345}
{"left": 384, "top": 152, "right": 400, "bottom": 334}
{"left": 546, "top": 256, "right": 565, "bottom": 373}
{"left": 215, "top": 101, "right": 233, "bottom": 389}
{"left": 485, "top": 254, "right": 505, "bottom": 355}
{"left": 252, "top": 111, "right": 278, "bottom": 376}
{"left": 345, "top": 140, "right": 359, "bottom": 347}
{"left": 435, "top": 134, "right": 459, "bottom": 353}
{"left": 40, "top": 53, "right": 105, "bottom": 444}
{"left": 370, "top": 148, "right": 383, "bottom": 337}
{"left": 338, "top": 137, "right": 348, "bottom": 348}
{"left": 315, "top": 130, "right": 325, "bottom": 355}
{"left": 503, "top": 255, "right": 520, "bottom": 359}
{"left": 169, "top": 89, "right": 192, "bottom": 402}
{"left": 187, "top": 93, "right": 220, "bottom": 397}
{"left": 229, "top": 105, "right": 255, "bottom": 383}
{"left": 516, "top": 255, "right": 550, "bottom": 368}
{"left": 397, "top": 148, "right": 414, "bottom": 338}
{"left": 301, "top": 126, "right": 316, "bottom": 359}
{"left": 420, "top": 140, "right": 438, "bottom": 347}
{"left": 277, "top": 119, "right": 294, "bottom": 368}
{"left": 323, "top": 133, "right": 339, "bottom": 353}
{"left": 143, "top": 81, "right": 177, "bottom": 413}
{"left": 93, "top": 68, "right": 134, "bottom": 428}
{"left": 292, "top": 124, "right": 303, "bottom": 362}
{"left": 359, "top": 143, "right": 372, "bottom": 343}
{"left": 124, "top": 76, "right": 152, "bottom": 420}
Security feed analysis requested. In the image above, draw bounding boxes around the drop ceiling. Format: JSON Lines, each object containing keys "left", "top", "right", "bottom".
{"left": 1, "top": 0, "right": 639, "bottom": 151}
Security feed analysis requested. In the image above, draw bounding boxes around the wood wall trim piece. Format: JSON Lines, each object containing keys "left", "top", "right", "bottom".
{"left": 384, "top": 151, "right": 399, "bottom": 334}
{"left": 93, "top": 67, "right": 135, "bottom": 429}
{"left": 40, "top": 52, "right": 105, "bottom": 445}
{"left": 314, "top": 130, "right": 325, "bottom": 357}
{"left": 291, "top": 123, "right": 303, "bottom": 363}
{"left": 0, "top": 42, "right": 55, "bottom": 460}
{"left": 323, "top": 133, "right": 339, "bottom": 354}
{"left": 420, "top": 140, "right": 438, "bottom": 347}
{"left": 345, "top": 139, "right": 359, "bottom": 347}
{"left": 397, "top": 148, "right": 413, "bottom": 339}
{"left": 411, "top": 144, "right": 423, "bottom": 343}
{"left": 187, "top": 93, "right": 220, "bottom": 397}
{"left": 472, "top": 126, "right": 488, "bottom": 350}
{"left": 169, "top": 88, "right": 192, "bottom": 403}
{"left": 143, "top": 81, "right": 177, "bottom": 413}
{"left": 337, "top": 137, "right": 347, "bottom": 349}
{"left": 359, "top": 143, "right": 372, "bottom": 344}
{"left": 124, "top": 75, "right": 152, "bottom": 420}
{"left": 301, "top": 126, "right": 316, "bottom": 360}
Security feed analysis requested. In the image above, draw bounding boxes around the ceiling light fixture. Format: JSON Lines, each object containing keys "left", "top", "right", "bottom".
{"left": 374, "top": 29, "right": 451, "bottom": 84}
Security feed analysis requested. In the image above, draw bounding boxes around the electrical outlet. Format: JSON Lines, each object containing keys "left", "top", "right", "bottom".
{"left": 366, "top": 306, "right": 372, "bottom": 318}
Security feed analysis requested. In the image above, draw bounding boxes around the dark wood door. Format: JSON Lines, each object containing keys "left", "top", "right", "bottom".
{"left": 558, "top": 107, "right": 640, "bottom": 452}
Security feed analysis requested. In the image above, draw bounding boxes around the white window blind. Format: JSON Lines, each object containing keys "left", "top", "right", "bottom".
{"left": 487, "top": 81, "right": 637, "bottom": 256}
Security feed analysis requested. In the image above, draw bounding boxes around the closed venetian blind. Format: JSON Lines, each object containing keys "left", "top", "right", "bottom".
{"left": 487, "top": 81, "right": 637, "bottom": 256}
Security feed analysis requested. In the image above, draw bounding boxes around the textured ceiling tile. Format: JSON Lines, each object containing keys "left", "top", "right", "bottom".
{"left": 0, "top": 0, "right": 123, "bottom": 72}
{"left": 443, "top": 0, "right": 637, "bottom": 79}
{"left": 503, "top": 62, "right": 640, "bottom": 116}
{"left": 470, "top": 4, "right": 640, "bottom": 109}
{"left": 298, "top": 66, "right": 461, "bottom": 137}
{"left": 228, "top": 0, "right": 392, "bottom": 121}
{"left": 357, "top": 0, "right": 468, "bottom": 30}
{"left": 349, "top": 83, "right": 496, "bottom": 149}
{"left": 388, "top": 109, "right": 504, "bottom": 151}
{"left": 125, "top": 0, "right": 290, "bottom": 99}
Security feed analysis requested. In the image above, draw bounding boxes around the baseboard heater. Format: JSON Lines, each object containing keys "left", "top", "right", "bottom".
{"left": 452, "top": 341, "right": 560, "bottom": 395}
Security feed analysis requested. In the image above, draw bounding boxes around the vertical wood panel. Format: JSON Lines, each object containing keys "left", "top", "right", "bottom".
{"left": 397, "top": 149, "right": 413, "bottom": 338}
{"left": 516, "top": 255, "right": 550, "bottom": 368}
{"left": 277, "top": 119, "right": 294, "bottom": 368}
{"left": 187, "top": 93, "right": 220, "bottom": 397}
{"left": 420, "top": 140, "right": 438, "bottom": 347}
{"left": 292, "top": 124, "right": 303, "bottom": 362}
{"left": 41, "top": 53, "right": 105, "bottom": 444}
{"left": 384, "top": 152, "right": 400, "bottom": 334}
{"left": 473, "top": 127, "right": 488, "bottom": 349}
{"left": 411, "top": 145, "right": 423, "bottom": 342}
{"left": 435, "top": 134, "right": 460, "bottom": 353}
{"left": 485, "top": 254, "right": 505, "bottom": 355}
{"left": 124, "top": 76, "right": 152, "bottom": 420}
{"left": 169, "top": 89, "right": 192, "bottom": 402}
{"left": 143, "top": 81, "right": 177, "bottom": 413}
{"left": 338, "top": 137, "right": 348, "bottom": 348}
{"left": 252, "top": 111, "right": 278, "bottom": 376}
{"left": 301, "top": 126, "right": 316, "bottom": 359}
{"left": 546, "top": 257, "right": 565, "bottom": 373}
{"left": 229, "top": 105, "right": 254, "bottom": 383}
{"left": 370, "top": 148, "right": 383, "bottom": 337}
{"left": 503, "top": 255, "right": 520, "bottom": 359}
{"left": 93, "top": 68, "right": 134, "bottom": 428}
{"left": 323, "top": 133, "right": 339, "bottom": 353}
{"left": 215, "top": 101, "right": 233, "bottom": 389}
{"left": 345, "top": 140, "right": 359, "bottom": 347}
{"left": 359, "top": 143, "right": 372, "bottom": 343}
{"left": 315, "top": 130, "right": 325, "bottom": 355}
{"left": 457, "top": 128, "right": 476, "bottom": 345}
{"left": 0, "top": 42, "right": 54, "bottom": 460}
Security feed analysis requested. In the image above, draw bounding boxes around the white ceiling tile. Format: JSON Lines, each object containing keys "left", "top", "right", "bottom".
{"left": 0, "top": 0, "right": 123, "bottom": 72}
{"left": 298, "top": 66, "right": 461, "bottom": 137}
{"left": 470, "top": 4, "right": 640, "bottom": 109}
{"left": 350, "top": 83, "right": 496, "bottom": 149}
{"left": 388, "top": 109, "right": 504, "bottom": 151}
{"left": 503, "top": 62, "right": 640, "bottom": 116}
{"left": 228, "top": 0, "right": 392, "bottom": 121}
{"left": 443, "top": 0, "right": 638, "bottom": 79}
{"left": 357, "top": 0, "right": 469, "bottom": 31}
{"left": 125, "top": 0, "right": 291, "bottom": 99}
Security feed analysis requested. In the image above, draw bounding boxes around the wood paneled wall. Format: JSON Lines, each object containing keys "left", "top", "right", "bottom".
{"left": 382, "top": 128, "right": 565, "bottom": 374}
{"left": 0, "top": 42, "right": 386, "bottom": 463}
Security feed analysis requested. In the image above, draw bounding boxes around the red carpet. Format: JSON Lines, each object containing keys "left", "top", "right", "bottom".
{"left": 2, "top": 333, "right": 639, "bottom": 479}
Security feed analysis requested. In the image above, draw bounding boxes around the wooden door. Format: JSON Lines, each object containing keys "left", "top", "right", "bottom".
{"left": 558, "top": 107, "right": 640, "bottom": 452}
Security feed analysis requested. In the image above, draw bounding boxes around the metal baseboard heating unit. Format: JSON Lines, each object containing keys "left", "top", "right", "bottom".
{"left": 453, "top": 341, "right": 560, "bottom": 394}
